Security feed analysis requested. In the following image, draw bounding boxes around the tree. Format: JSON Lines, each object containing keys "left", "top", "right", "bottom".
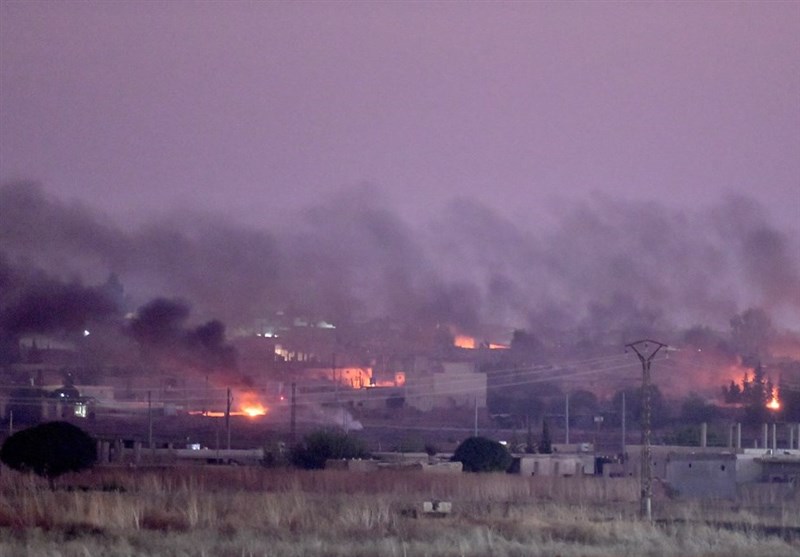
{"left": 610, "top": 386, "right": 669, "bottom": 428}
{"left": 780, "top": 383, "right": 800, "bottom": 422}
{"left": 487, "top": 381, "right": 545, "bottom": 427}
{"left": 0, "top": 421, "right": 97, "bottom": 485}
{"left": 774, "top": 361, "right": 800, "bottom": 421}
{"left": 723, "top": 380, "right": 742, "bottom": 404}
{"left": 539, "top": 419, "right": 553, "bottom": 454}
{"left": 680, "top": 394, "right": 719, "bottom": 425}
{"left": 452, "top": 436, "right": 512, "bottom": 473}
{"left": 565, "top": 389, "right": 599, "bottom": 427}
{"left": 722, "top": 363, "right": 775, "bottom": 425}
{"left": 290, "top": 429, "right": 369, "bottom": 470}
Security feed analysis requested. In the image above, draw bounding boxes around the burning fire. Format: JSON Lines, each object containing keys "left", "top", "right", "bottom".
{"left": 453, "top": 334, "right": 509, "bottom": 350}
{"left": 454, "top": 335, "right": 476, "bottom": 349}
{"left": 488, "top": 342, "right": 510, "bottom": 350}
{"left": 767, "top": 396, "right": 781, "bottom": 411}
{"left": 241, "top": 403, "right": 267, "bottom": 417}
{"left": 238, "top": 391, "right": 267, "bottom": 417}
{"left": 188, "top": 390, "right": 268, "bottom": 418}
{"left": 190, "top": 407, "right": 267, "bottom": 418}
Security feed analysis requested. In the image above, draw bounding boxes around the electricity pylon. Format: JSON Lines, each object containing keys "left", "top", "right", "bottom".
{"left": 625, "top": 339, "right": 668, "bottom": 521}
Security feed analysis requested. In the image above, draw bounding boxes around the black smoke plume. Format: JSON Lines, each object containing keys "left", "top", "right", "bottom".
{"left": 1, "top": 181, "right": 799, "bottom": 346}
{"left": 128, "top": 297, "right": 236, "bottom": 372}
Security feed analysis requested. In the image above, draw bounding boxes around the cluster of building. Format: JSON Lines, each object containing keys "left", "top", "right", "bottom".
{"left": 3, "top": 312, "right": 800, "bottom": 500}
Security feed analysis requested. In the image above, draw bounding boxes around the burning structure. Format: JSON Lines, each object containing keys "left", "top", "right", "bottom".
{"left": 0, "top": 183, "right": 799, "bottom": 459}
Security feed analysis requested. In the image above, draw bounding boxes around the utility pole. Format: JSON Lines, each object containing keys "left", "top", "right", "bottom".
{"left": 565, "top": 392, "right": 570, "bottom": 445}
{"left": 332, "top": 353, "right": 338, "bottom": 402}
{"left": 147, "top": 390, "right": 153, "bottom": 451}
{"left": 333, "top": 353, "right": 344, "bottom": 431}
{"left": 625, "top": 339, "right": 667, "bottom": 522}
{"left": 290, "top": 382, "right": 297, "bottom": 443}
{"left": 621, "top": 391, "right": 626, "bottom": 460}
{"left": 225, "top": 387, "right": 232, "bottom": 450}
{"left": 204, "top": 375, "right": 209, "bottom": 416}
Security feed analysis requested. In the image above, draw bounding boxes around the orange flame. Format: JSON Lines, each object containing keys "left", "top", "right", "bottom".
{"left": 189, "top": 408, "right": 266, "bottom": 418}
{"left": 488, "top": 343, "right": 510, "bottom": 350}
{"left": 238, "top": 391, "right": 267, "bottom": 417}
{"left": 241, "top": 404, "right": 266, "bottom": 417}
{"left": 767, "top": 396, "right": 781, "bottom": 411}
{"left": 454, "top": 335, "right": 476, "bottom": 349}
{"left": 453, "top": 332, "right": 508, "bottom": 350}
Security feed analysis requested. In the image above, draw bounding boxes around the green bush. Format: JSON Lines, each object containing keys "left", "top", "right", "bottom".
{"left": 291, "top": 429, "right": 369, "bottom": 469}
{"left": 1, "top": 421, "right": 97, "bottom": 482}
{"left": 452, "top": 436, "right": 512, "bottom": 473}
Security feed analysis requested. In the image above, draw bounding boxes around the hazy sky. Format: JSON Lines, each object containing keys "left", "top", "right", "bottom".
{"left": 1, "top": 1, "right": 798, "bottom": 232}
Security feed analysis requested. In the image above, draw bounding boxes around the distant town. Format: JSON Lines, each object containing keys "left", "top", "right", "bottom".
{"left": 1, "top": 274, "right": 799, "bottom": 497}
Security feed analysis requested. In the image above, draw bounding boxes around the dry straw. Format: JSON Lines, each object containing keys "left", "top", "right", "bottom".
{"left": 0, "top": 466, "right": 797, "bottom": 556}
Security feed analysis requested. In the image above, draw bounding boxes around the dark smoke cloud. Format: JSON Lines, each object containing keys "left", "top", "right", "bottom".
{"left": 1, "top": 181, "right": 799, "bottom": 345}
{"left": 0, "top": 254, "right": 119, "bottom": 337}
{"left": 0, "top": 181, "right": 129, "bottom": 276}
{"left": 126, "top": 215, "right": 281, "bottom": 323}
{"left": 1, "top": 280, "right": 117, "bottom": 336}
{"left": 281, "top": 187, "right": 482, "bottom": 329}
{"left": 128, "top": 297, "right": 236, "bottom": 372}
{"left": 429, "top": 193, "right": 799, "bottom": 338}
{"left": 0, "top": 182, "right": 281, "bottom": 324}
{"left": 128, "top": 298, "right": 192, "bottom": 347}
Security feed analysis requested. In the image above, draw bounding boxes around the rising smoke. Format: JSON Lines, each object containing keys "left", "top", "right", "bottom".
{"left": 1, "top": 181, "right": 799, "bottom": 366}
{"left": 128, "top": 297, "right": 236, "bottom": 372}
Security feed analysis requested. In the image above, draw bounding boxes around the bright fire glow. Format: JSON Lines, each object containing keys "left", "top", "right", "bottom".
{"left": 454, "top": 335, "right": 508, "bottom": 350}
{"left": 767, "top": 396, "right": 781, "bottom": 411}
{"left": 454, "top": 335, "right": 476, "bottom": 349}
{"left": 242, "top": 404, "right": 266, "bottom": 417}
{"left": 189, "top": 404, "right": 267, "bottom": 418}
{"left": 187, "top": 389, "right": 269, "bottom": 418}
{"left": 188, "top": 410, "right": 267, "bottom": 418}
{"left": 488, "top": 343, "right": 509, "bottom": 350}
{"left": 238, "top": 391, "right": 267, "bottom": 417}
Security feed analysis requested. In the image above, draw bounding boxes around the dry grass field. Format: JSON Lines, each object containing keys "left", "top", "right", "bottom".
{"left": 0, "top": 466, "right": 798, "bottom": 557}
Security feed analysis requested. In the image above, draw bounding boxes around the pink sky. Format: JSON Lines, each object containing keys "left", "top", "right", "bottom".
{"left": 1, "top": 1, "right": 798, "bottom": 232}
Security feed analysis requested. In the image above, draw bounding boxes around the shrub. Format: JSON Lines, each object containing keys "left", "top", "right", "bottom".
{"left": 452, "top": 436, "right": 512, "bottom": 473}
{"left": 291, "top": 429, "right": 369, "bottom": 469}
{"left": 0, "top": 421, "right": 97, "bottom": 483}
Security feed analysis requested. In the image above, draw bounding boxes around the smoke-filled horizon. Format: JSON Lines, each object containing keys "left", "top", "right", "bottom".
{"left": 2, "top": 181, "right": 798, "bottom": 343}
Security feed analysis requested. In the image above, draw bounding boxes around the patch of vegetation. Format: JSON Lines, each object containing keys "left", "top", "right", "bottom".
{"left": 0, "top": 421, "right": 97, "bottom": 484}
{"left": 0, "top": 467, "right": 795, "bottom": 556}
{"left": 290, "top": 429, "right": 369, "bottom": 469}
{"left": 452, "top": 436, "right": 512, "bottom": 473}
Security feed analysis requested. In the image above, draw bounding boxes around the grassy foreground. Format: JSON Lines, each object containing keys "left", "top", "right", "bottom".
{"left": 0, "top": 466, "right": 798, "bottom": 557}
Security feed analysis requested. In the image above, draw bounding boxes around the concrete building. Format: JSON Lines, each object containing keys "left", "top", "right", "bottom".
{"left": 404, "top": 361, "right": 487, "bottom": 412}
{"left": 514, "top": 453, "right": 595, "bottom": 477}
{"left": 758, "top": 452, "right": 800, "bottom": 483}
{"left": 665, "top": 453, "right": 739, "bottom": 499}
{"left": 664, "top": 448, "right": 800, "bottom": 499}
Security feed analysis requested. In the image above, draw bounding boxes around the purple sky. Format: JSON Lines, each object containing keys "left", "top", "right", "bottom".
{"left": 1, "top": 0, "right": 800, "bottom": 347}
{"left": 1, "top": 1, "right": 798, "bottom": 232}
